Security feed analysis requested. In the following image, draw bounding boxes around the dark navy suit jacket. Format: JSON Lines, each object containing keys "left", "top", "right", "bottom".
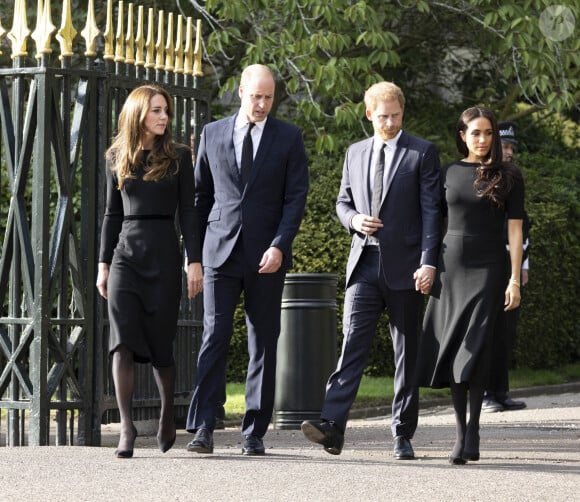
{"left": 336, "top": 131, "right": 441, "bottom": 289}
{"left": 195, "top": 114, "right": 308, "bottom": 270}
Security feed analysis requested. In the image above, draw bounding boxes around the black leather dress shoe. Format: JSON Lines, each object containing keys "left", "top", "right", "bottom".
{"left": 186, "top": 428, "right": 214, "bottom": 454}
{"left": 482, "top": 397, "right": 505, "bottom": 413}
{"left": 242, "top": 435, "right": 265, "bottom": 455}
{"left": 393, "top": 436, "right": 415, "bottom": 460}
{"left": 498, "top": 396, "right": 527, "bottom": 411}
{"left": 301, "top": 420, "right": 344, "bottom": 455}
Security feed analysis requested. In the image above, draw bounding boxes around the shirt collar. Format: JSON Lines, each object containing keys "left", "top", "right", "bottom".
{"left": 235, "top": 113, "right": 268, "bottom": 132}
{"left": 373, "top": 129, "right": 403, "bottom": 150}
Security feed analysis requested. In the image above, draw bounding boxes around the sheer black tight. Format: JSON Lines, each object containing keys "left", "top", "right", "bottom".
{"left": 153, "top": 364, "right": 176, "bottom": 448}
{"left": 112, "top": 345, "right": 176, "bottom": 453}
{"left": 450, "top": 381, "right": 484, "bottom": 459}
{"left": 112, "top": 345, "right": 136, "bottom": 452}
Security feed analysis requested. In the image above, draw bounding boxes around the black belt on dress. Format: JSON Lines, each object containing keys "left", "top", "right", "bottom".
{"left": 123, "top": 214, "right": 173, "bottom": 221}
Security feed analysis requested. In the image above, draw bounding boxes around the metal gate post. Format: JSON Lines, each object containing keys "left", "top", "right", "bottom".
{"left": 28, "top": 71, "right": 52, "bottom": 446}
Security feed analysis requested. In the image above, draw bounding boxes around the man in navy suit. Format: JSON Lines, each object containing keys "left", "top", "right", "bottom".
{"left": 302, "top": 82, "right": 441, "bottom": 459}
{"left": 186, "top": 64, "right": 308, "bottom": 455}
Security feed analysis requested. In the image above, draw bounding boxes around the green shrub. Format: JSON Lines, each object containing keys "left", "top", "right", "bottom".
{"left": 515, "top": 152, "right": 580, "bottom": 367}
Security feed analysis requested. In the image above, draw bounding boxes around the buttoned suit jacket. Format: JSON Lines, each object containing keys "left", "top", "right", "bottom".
{"left": 336, "top": 131, "right": 442, "bottom": 289}
{"left": 195, "top": 114, "right": 308, "bottom": 270}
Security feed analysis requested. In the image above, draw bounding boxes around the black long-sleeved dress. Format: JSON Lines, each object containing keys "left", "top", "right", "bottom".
{"left": 99, "top": 146, "right": 201, "bottom": 366}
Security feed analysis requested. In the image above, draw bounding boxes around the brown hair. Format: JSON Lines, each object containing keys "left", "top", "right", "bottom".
{"left": 106, "top": 85, "right": 178, "bottom": 189}
{"left": 455, "top": 106, "right": 517, "bottom": 207}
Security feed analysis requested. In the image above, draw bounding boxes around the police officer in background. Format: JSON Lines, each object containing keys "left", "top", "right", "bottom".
{"left": 483, "top": 121, "right": 530, "bottom": 412}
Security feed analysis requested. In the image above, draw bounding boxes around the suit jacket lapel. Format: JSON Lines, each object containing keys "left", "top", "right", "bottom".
{"left": 382, "top": 131, "right": 408, "bottom": 204}
{"left": 244, "top": 116, "right": 275, "bottom": 192}
{"left": 224, "top": 115, "right": 242, "bottom": 187}
{"left": 360, "top": 139, "right": 373, "bottom": 215}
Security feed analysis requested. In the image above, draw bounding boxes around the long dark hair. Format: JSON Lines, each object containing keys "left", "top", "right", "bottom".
{"left": 456, "top": 107, "right": 518, "bottom": 207}
{"left": 106, "top": 85, "right": 178, "bottom": 189}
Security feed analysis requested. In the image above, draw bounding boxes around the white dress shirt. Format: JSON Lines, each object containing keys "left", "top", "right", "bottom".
{"left": 366, "top": 130, "right": 402, "bottom": 245}
{"left": 234, "top": 114, "right": 267, "bottom": 170}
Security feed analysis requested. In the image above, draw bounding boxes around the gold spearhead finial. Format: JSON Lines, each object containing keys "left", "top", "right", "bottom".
{"left": 135, "top": 5, "right": 145, "bottom": 66}
{"left": 164, "top": 12, "right": 174, "bottom": 72}
{"left": 184, "top": 17, "right": 193, "bottom": 75}
{"left": 8, "top": 0, "right": 31, "bottom": 58}
{"left": 32, "top": 0, "right": 57, "bottom": 57}
{"left": 193, "top": 19, "right": 203, "bottom": 77}
{"left": 103, "top": 0, "right": 114, "bottom": 61}
{"left": 56, "top": 0, "right": 78, "bottom": 58}
{"left": 0, "top": 17, "right": 7, "bottom": 56}
{"left": 114, "top": 0, "right": 125, "bottom": 63}
{"left": 32, "top": 0, "right": 44, "bottom": 59}
{"left": 145, "top": 7, "right": 155, "bottom": 69}
{"left": 174, "top": 15, "right": 184, "bottom": 74}
{"left": 155, "top": 10, "right": 165, "bottom": 70}
{"left": 125, "top": 2, "right": 135, "bottom": 65}
{"left": 81, "top": 0, "right": 100, "bottom": 57}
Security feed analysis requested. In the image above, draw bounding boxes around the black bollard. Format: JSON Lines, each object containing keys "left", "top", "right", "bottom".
{"left": 273, "top": 273, "right": 338, "bottom": 429}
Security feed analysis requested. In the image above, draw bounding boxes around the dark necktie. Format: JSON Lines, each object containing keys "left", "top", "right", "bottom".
{"left": 241, "top": 122, "right": 256, "bottom": 184}
{"left": 371, "top": 144, "right": 385, "bottom": 217}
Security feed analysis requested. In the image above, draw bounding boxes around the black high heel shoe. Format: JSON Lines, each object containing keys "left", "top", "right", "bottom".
{"left": 449, "top": 439, "right": 467, "bottom": 465}
{"left": 463, "top": 428, "right": 480, "bottom": 461}
{"left": 115, "top": 424, "right": 137, "bottom": 458}
{"left": 157, "top": 432, "right": 176, "bottom": 453}
{"left": 157, "top": 419, "right": 176, "bottom": 453}
{"left": 449, "top": 454, "right": 467, "bottom": 465}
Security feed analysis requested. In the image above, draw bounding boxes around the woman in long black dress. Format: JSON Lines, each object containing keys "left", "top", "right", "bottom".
{"left": 416, "top": 107, "right": 524, "bottom": 464}
{"left": 96, "top": 85, "right": 202, "bottom": 458}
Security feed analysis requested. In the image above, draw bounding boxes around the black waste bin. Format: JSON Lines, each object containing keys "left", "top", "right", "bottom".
{"left": 273, "top": 273, "right": 338, "bottom": 429}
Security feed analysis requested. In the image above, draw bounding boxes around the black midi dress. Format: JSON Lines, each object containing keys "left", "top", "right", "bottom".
{"left": 416, "top": 161, "right": 524, "bottom": 388}
{"left": 99, "top": 146, "right": 201, "bottom": 366}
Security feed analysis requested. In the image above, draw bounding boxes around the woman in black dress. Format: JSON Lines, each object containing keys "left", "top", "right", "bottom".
{"left": 96, "top": 85, "right": 202, "bottom": 458}
{"left": 416, "top": 107, "right": 524, "bottom": 464}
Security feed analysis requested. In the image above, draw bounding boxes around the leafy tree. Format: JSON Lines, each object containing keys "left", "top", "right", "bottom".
{"left": 181, "top": 0, "right": 578, "bottom": 151}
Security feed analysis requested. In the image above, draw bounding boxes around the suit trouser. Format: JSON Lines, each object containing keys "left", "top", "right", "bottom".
{"left": 321, "top": 246, "right": 422, "bottom": 438}
{"left": 186, "top": 241, "right": 285, "bottom": 437}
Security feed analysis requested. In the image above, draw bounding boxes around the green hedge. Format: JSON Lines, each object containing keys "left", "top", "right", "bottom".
{"left": 514, "top": 152, "right": 580, "bottom": 367}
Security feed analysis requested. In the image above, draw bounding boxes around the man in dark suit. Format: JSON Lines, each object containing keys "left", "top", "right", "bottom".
{"left": 483, "top": 121, "right": 529, "bottom": 412}
{"left": 301, "top": 82, "right": 441, "bottom": 459}
{"left": 186, "top": 64, "right": 308, "bottom": 455}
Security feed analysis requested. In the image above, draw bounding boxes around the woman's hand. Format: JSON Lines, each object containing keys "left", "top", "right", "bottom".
{"left": 187, "top": 262, "right": 203, "bottom": 298}
{"left": 96, "top": 263, "right": 110, "bottom": 299}
{"left": 413, "top": 266, "right": 436, "bottom": 295}
{"left": 504, "top": 281, "right": 521, "bottom": 311}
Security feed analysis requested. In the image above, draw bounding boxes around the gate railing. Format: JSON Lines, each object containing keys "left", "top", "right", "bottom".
{"left": 0, "top": 0, "right": 208, "bottom": 446}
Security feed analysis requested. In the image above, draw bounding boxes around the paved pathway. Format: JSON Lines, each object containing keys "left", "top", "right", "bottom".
{"left": 1, "top": 389, "right": 579, "bottom": 501}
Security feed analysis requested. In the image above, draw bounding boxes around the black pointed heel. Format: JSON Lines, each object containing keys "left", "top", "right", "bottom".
{"left": 115, "top": 424, "right": 137, "bottom": 458}
{"left": 157, "top": 433, "right": 177, "bottom": 453}
{"left": 449, "top": 455, "right": 467, "bottom": 465}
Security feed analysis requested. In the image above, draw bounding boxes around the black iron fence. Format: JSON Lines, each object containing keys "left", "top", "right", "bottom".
{"left": 0, "top": 0, "right": 208, "bottom": 446}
